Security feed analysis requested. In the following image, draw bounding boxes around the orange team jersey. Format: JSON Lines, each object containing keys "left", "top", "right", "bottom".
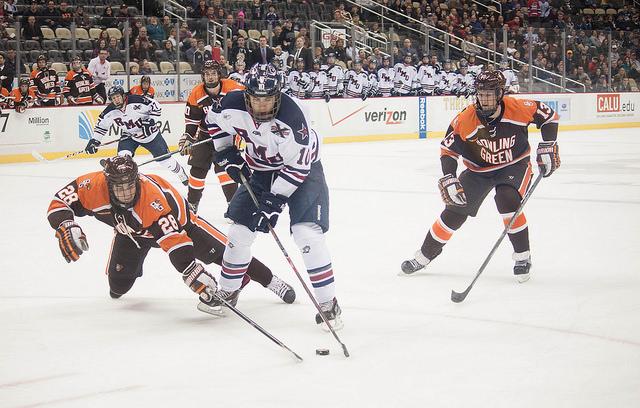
{"left": 47, "top": 171, "right": 205, "bottom": 272}
{"left": 441, "top": 96, "right": 559, "bottom": 172}
{"left": 30, "top": 68, "right": 61, "bottom": 100}
{"left": 129, "top": 85, "right": 156, "bottom": 98}
{"left": 184, "top": 79, "right": 245, "bottom": 139}
{"left": 9, "top": 87, "right": 37, "bottom": 106}
{"left": 0, "top": 87, "right": 8, "bottom": 107}
{"left": 63, "top": 69, "right": 96, "bottom": 105}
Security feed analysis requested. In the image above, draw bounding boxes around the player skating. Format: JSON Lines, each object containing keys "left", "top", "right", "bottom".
{"left": 84, "top": 86, "right": 189, "bottom": 186}
{"left": 205, "top": 64, "right": 343, "bottom": 329}
{"left": 46, "top": 155, "right": 295, "bottom": 310}
{"left": 178, "top": 61, "right": 244, "bottom": 213}
{"left": 401, "top": 71, "right": 561, "bottom": 282}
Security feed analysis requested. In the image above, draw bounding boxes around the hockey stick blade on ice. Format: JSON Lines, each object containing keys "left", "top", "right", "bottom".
{"left": 240, "top": 174, "right": 350, "bottom": 358}
{"left": 451, "top": 172, "right": 544, "bottom": 303}
{"left": 213, "top": 293, "right": 303, "bottom": 362}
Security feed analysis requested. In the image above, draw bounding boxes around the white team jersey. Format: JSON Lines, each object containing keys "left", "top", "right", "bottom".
{"left": 286, "top": 70, "right": 312, "bottom": 99}
{"left": 416, "top": 64, "right": 438, "bottom": 94}
{"left": 393, "top": 63, "right": 418, "bottom": 95}
{"left": 325, "top": 64, "right": 345, "bottom": 96}
{"left": 93, "top": 94, "right": 162, "bottom": 143}
{"left": 367, "top": 71, "right": 378, "bottom": 95}
{"left": 205, "top": 91, "right": 321, "bottom": 198}
{"left": 502, "top": 69, "right": 520, "bottom": 93}
{"left": 344, "top": 70, "right": 370, "bottom": 98}
{"left": 452, "top": 72, "right": 475, "bottom": 94}
{"left": 468, "top": 64, "right": 483, "bottom": 76}
{"left": 376, "top": 67, "right": 395, "bottom": 96}
{"left": 273, "top": 52, "right": 289, "bottom": 70}
{"left": 229, "top": 71, "right": 248, "bottom": 85}
{"left": 308, "top": 70, "right": 328, "bottom": 98}
{"left": 435, "top": 71, "right": 458, "bottom": 94}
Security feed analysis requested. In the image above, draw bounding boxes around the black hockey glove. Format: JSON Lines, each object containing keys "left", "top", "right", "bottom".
{"left": 84, "top": 138, "right": 101, "bottom": 154}
{"left": 213, "top": 146, "right": 251, "bottom": 184}
{"left": 324, "top": 92, "right": 331, "bottom": 103}
{"left": 252, "top": 192, "right": 287, "bottom": 233}
{"left": 434, "top": 88, "right": 443, "bottom": 96}
{"left": 438, "top": 174, "right": 467, "bottom": 207}
{"left": 182, "top": 261, "right": 218, "bottom": 304}
{"left": 55, "top": 220, "right": 89, "bottom": 263}
{"left": 536, "top": 141, "right": 560, "bottom": 177}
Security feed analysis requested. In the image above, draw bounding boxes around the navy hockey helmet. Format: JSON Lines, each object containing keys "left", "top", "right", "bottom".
{"left": 474, "top": 70, "right": 506, "bottom": 120}
{"left": 201, "top": 60, "right": 222, "bottom": 89}
{"left": 295, "top": 57, "right": 305, "bottom": 70}
{"left": 313, "top": 59, "right": 321, "bottom": 70}
{"left": 245, "top": 63, "right": 282, "bottom": 123}
{"left": 108, "top": 85, "right": 126, "bottom": 108}
{"left": 101, "top": 155, "right": 140, "bottom": 210}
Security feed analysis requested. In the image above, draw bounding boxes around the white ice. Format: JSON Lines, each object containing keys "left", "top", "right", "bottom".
{"left": 1, "top": 129, "right": 639, "bottom": 408}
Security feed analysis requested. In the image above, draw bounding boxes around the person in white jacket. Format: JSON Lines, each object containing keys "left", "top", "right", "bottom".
{"left": 87, "top": 49, "right": 111, "bottom": 102}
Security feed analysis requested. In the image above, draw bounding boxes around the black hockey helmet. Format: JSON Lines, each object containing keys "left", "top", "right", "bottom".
{"left": 19, "top": 77, "right": 30, "bottom": 90}
{"left": 36, "top": 54, "right": 47, "bottom": 70}
{"left": 201, "top": 60, "right": 221, "bottom": 89}
{"left": 101, "top": 155, "right": 140, "bottom": 210}
{"left": 141, "top": 75, "right": 151, "bottom": 84}
{"left": 474, "top": 70, "right": 506, "bottom": 120}
{"left": 244, "top": 63, "right": 282, "bottom": 123}
{"left": 108, "top": 85, "right": 126, "bottom": 108}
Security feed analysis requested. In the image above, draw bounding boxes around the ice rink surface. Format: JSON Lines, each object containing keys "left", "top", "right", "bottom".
{"left": 1, "top": 129, "right": 639, "bottom": 408}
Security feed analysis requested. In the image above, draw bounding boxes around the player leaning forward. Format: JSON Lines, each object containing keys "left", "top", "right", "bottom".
{"left": 84, "top": 86, "right": 188, "bottom": 186}
{"left": 205, "top": 64, "right": 343, "bottom": 329}
{"left": 402, "top": 71, "right": 561, "bottom": 282}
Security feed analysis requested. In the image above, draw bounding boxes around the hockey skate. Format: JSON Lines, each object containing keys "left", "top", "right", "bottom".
{"left": 197, "top": 289, "right": 240, "bottom": 316}
{"left": 400, "top": 250, "right": 431, "bottom": 275}
{"left": 267, "top": 275, "right": 296, "bottom": 304}
{"left": 513, "top": 254, "right": 532, "bottom": 283}
{"left": 315, "top": 297, "right": 343, "bottom": 331}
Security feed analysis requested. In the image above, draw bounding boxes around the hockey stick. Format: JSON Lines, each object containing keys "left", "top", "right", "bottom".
{"left": 137, "top": 138, "right": 213, "bottom": 167}
{"left": 451, "top": 172, "right": 544, "bottom": 303}
{"left": 31, "top": 136, "right": 129, "bottom": 164}
{"left": 240, "top": 173, "right": 350, "bottom": 358}
{"left": 212, "top": 293, "right": 303, "bottom": 362}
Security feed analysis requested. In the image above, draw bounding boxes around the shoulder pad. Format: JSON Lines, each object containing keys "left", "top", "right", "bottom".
{"left": 220, "top": 90, "right": 246, "bottom": 111}
{"left": 276, "top": 94, "right": 310, "bottom": 145}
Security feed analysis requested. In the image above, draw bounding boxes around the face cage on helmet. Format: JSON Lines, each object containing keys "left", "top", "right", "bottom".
{"left": 107, "top": 178, "right": 139, "bottom": 210}
{"left": 475, "top": 87, "right": 504, "bottom": 119}
{"left": 245, "top": 92, "right": 281, "bottom": 123}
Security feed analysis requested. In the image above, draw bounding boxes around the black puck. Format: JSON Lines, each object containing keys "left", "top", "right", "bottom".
{"left": 315, "top": 348, "right": 330, "bottom": 356}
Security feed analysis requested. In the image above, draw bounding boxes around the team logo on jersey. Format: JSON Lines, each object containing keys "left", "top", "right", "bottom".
{"left": 150, "top": 199, "right": 164, "bottom": 211}
{"left": 78, "top": 178, "right": 91, "bottom": 190}
{"left": 297, "top": 124, "right": 309, "bottom": 140}
{"left": 133, "top": 105, "right": 141, "bottom": 110}
{"left": 271, "top": 123, "right": 289, "bottom": 138}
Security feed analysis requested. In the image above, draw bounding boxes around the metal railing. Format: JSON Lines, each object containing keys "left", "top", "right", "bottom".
{"left": 163, "top": 0, "right": 187, "bottom": 23}
{"left": 344, "top": 0, "right": 585, "bottom": 92}
{"left": 310, "top": 20, "right": 390, "bottom": 61}
{"left": 469, "top": 0, "right": 502, "bottom": 15}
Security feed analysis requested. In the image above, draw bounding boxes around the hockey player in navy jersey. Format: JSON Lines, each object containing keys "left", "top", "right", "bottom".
{"left": 205, "top": 64, "right": 343, "bottom": 330}
{"left": 84, "top": 86, "right": 189, "bottom": 186}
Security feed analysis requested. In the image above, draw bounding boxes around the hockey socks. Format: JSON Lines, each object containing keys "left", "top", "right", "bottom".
{"left": 187, "top": 166, "right": 208, "bottom": 208}
{"left": 219, "top": 224, "right": 257, "bottom": 291}
{"left": 494, "top": 185, "right": 530, "bottom": 254}
{"left": 214, "top": 163, "right": 238, "bottom": 203}
{"left": 292, "top": 223, "right": 335, "bottom": 304}
{"left": 420, "top": 209, "right": 467, "bottom": 261}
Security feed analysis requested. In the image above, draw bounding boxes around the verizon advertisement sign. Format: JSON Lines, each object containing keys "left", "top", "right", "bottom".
{"left": 596, "top": 94, "right": 636, "bottom": 117}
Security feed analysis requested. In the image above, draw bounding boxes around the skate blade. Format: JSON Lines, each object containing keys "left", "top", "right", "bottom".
{"left": 319, "top": 316, "right": 344, "bottom": 332}
{"left": 197, "top": 302, "right": 226, "bottom": 316}
{"left": 515, "top": 273, "right": 530, "bottom": 284}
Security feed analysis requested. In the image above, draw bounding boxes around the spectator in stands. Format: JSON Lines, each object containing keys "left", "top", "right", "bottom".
{"left": 229, "top": 36, "right": 251, "bottom": 65}
{"left": 59, "top": 2, "right": 73, "bottom": 28}
{"left": 117, "top": 4, "right": 130, "bottom": 28}
{"left": 291, "top": 35, "right": 313, "bottom": 71}
{"left": 161, "top": 15, "right": 173, "bottom": 39}
{"left": 100, "top": 6, "right": 118, "bottom": 29}
{"left": 251, "top": 0, "right": 264, "bottom": 22}
{"left": 595, "top": 74, "right": 609, "bottom": 92}
{"left": 0, "top": 53, "right": 14, "bottom": 91}
{"left": 93, "top": 39, "right": 108, "bottom": 59}
{"left": 224, "top": 14, "right": 239, "bottom": 37}
{"left": 192, "top": 39, "right": 211, "bottom": 73}
{"left": 88, "top": 48, "right": 110, "bottom": 101}
{"left": 218, "top": 54, "right": 231, "bottom": 77}
{"left": 42, "top": 0, "right": 60, "bottom": 30}
{"left": 130, "top": 63, "right": 139, "bottom": 75}
{"left": 139, "top": 59, "right": 153, "bottom": 75}
{"left": 4, "top": 48, "right": 16, "bottom": 70}
{"left": 22, "top": 2, "right": 41, "bottom": 26}
{"left": 2, "top": 0, "right": 17, "bottom": 21}
{"left": 251, "top": 35, "right": 275, "bottom": 66}
{"left": 191, "top": 0, "right": 207, "bottom": 19}
{"left": 237, "top": 10, "right": 246, "bottom": 31}
{"left": 334, "top": 37, "right": 348, "bottom": 63}
{"left": 167, "top": 27, "right": 177, "bottom": 47}
{"left": 130, "top": 38, "right": 151, "bottom": 64}
{"left": 74, "top": 6, "right": 91, "bottom": 29}
{"left": 279, "top": 19, "right": 294, "bottom": 50}
{"left": 398, "top": 38, "right": 417, "bottom": 59}
{"left": 22, "top": 15, "right": 43, "bottom": 40}
{"left": 160, "top": 40, "right": 176, "bottom": 62}
{"left": 107, "top": 37, "right": 124, "bottom": 63}
{"left": 147, "top": 16, "right": 165, "bottom": 43}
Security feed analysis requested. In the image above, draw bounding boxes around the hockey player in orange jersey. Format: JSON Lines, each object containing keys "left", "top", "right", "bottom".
{"left": 46, "top": 156, "right": 295, "bottom": 312}
{"left": 401, "top": 71, "right": 561, "bottom": 283}
{"left": 128, "top": 75, "right": 155, "bottom": 99}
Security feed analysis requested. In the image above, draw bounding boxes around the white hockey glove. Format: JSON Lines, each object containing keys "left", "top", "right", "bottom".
{"left": 438, "top": 174, "right": 467, "bottom": 207}
{"left": 182, "top": 262, "right": 218, "bottom": 303}
{"left": 536, "top": 141, "right": 560, "bottom": 178}
{"left": 55, "top": 220, "right": 89, "bottom": 263}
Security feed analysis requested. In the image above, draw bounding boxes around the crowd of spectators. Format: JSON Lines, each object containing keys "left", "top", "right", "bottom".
{"left": 1, "top": 0, "right": 639, "bottom": 93}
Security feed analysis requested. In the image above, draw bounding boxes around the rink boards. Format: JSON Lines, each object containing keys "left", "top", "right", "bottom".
{"left": 0, "top": 91, "right": 639, "bottom": 163}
